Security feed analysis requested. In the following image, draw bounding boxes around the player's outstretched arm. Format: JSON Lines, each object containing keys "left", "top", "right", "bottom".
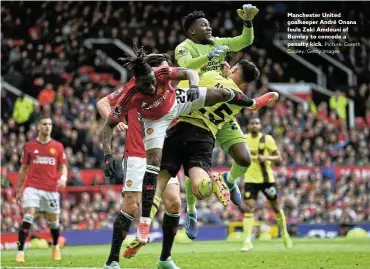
{"left": 16, "top": 164, "right": 28, "bottom": 205}
{"left": 97, "top": 96, "right": 128, "bottom": 132}
{"left": 175, "top": 46, "right": 209, "bottom": 70}
{"left": 215, "top": 4, "right": 259, "bottom": 51}
{"left": 174, "top": 68, "right": 200, "bottom": 88}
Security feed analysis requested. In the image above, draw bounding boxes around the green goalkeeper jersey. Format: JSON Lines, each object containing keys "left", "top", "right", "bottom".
{"left": 175, "top": 26, "right": 254, "bottom": 76}
{"left": 179, "top": 71, "right": 243, "bottom": 137}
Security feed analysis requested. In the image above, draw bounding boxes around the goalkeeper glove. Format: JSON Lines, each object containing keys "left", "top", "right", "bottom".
{"left": 187, "top": 86, "right": 200, "bottom": 102}
{"left": 208, "top": 45, "right": 229, "bottom": 61}
{"left": 237, "top": 4, "right": 259, "bottom": 26}
{"left": 104, "top": 154, "right": 117, "bottom": 179}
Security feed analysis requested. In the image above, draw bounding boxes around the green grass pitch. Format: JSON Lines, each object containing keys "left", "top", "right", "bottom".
{"left": 2, "top": 238, "right": 370, "bottom": 269}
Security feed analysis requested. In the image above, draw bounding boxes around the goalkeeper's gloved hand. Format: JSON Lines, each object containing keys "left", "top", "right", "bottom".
{"left": 187, "top": 86, "right": 200, "bottom": 102}
{"left": 104, "top": 154, "right": 117, "bottom": 179}
{"left": 237, "top": 4, "right": 259, "bottom": 24}
{"left": 208, "top": 45, "right": 229, "bottom": 61}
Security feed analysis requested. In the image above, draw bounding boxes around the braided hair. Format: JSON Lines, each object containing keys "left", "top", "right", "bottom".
{"left": 117, "top": 43, "right": 152, "bottom": 77}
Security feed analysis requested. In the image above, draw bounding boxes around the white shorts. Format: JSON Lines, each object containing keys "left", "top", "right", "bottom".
{"left": 122, "top": 157, "right": 179, "bottom": 192}
{"left": 143, "top": 87, "right": 207, "bottom": 150}
{"left": 22, "top": 187, "right": 60, "bottom": 214}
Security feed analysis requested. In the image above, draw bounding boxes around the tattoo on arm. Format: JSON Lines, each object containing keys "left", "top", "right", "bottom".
{"left": 102, "top": 118, "right": 117, "bottom": 155}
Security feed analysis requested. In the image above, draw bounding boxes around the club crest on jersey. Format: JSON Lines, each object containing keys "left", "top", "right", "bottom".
{"left": 146, "top": 128, "right": 154, "bottom": 135}
{"left": 49, "top": 148, "right": 56, "bottom": 155}
{"left": 178, "top": 49, "right": 189, "bottom": 57}
{"left": 126, "top": 180, "right": 133, "bottom": 187}
{"left": 157, "top": 87, "right": 164, "bottom": 94}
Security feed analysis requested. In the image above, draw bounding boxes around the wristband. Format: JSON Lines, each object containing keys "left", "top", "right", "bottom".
{"left": 244, "top": 20, "right": 253, "bottom": 28}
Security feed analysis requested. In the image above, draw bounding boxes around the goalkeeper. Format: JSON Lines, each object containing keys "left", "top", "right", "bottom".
{"left": 175, "top": 5, "right": 261, "bottom": 239}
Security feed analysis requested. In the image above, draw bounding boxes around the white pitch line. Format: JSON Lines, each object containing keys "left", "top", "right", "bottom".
{"left": 4, "top": 267, "right": 148, "bottom": 269}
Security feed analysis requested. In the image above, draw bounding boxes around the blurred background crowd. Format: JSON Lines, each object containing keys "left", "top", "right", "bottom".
{"left": 1, "top": 1, "right": 369, "bottom": 233}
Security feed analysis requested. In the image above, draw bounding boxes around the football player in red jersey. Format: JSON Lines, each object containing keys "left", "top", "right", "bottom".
{"left": 98, "top": 54, "right": 184, "bottom": 269}
{"left": 101, "top": 43, "right": 274, "bottom": 246}
{"left": 15, "top": 115, "right": 67, "bottom": 263}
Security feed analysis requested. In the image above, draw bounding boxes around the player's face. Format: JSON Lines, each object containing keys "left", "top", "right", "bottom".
{"left": 191, "top": 18, "right": 213, "bottom": 43}
{"left": 137, "top": 71, "right": 157, "bottom": 95}
{"left": 248, "top": 119, "right": 261, "bottom": 133}
{"left": 37, "top": 118, "right": 53, "bottom": 136}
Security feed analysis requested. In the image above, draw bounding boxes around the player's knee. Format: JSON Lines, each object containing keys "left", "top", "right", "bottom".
{"left": 235, "top": 155, "right": 251, "bottom": 168}
{"left": 48, "top": 220, "right": 60, "bottom": 229}
{"left": 163, "top": 196, "right": 181, "bottom": 213}
{"left": 122, "top": 193, "right": 140, "bottom": 215}
{"left": 244, "top": 201, "right": 256, "bottom": 213}
{"left": 146, "top": 153, "right": 161, "bottom": 167}
{"left": 220, "top": 88, "right": 232, "bottom": 101}
{"left": 23, "top": 213, "right": 35, "bottom": 225}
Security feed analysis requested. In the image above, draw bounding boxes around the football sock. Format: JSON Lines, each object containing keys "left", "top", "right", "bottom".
{"left": 276, "top": 209, "right": 288, "bottom": 236}
{"left": 107, "top": 210, "right": 134, "bottom": 264}
{"left": 18, "top": 221, "right": 32, "bottom": 251}
{"left": 150, "top": 195, "right": 161, "bottom": 219}
{"left": 185, "top": 177, "right": 197, "bottom": 214}
{"left": 197, "top": 178, "right": 213, "bottom": 198}
{"left": 226, "top": 89, "right": 255, "bottom": 108}
{"left": 141, "top": 165, "right": 159, "bottom": 218}
{"left": 243, "top": 212, "right": 254, "bottom": 242}
{"left": 227, "top": 161, "right": 249, "bottom": 184}
{"left": 50, "top": 228, "right": 60, "bottom": 246}
{"left": 160, "top": 211, "right": 180, "bottom": 261}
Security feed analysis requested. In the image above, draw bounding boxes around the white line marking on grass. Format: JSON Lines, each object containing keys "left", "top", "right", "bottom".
{"left": 4, "top": 267, "right": 147, "bottom": 269}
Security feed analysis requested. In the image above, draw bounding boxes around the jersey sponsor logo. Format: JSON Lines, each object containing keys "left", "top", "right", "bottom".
{"left": 178, "top": 49, "right": 189, "bottom": 57}
{"left": 142, "top": 90, "right": 170, "bottom": 110}
{"left": 146, "top": 128, "right": 154, "bottom": 135}
{"left": 49, "top": 148, "right": 56, "bottom": 155}
{"left": 141, "top": 102, "right": 148, "bottom": 108}
{"left": 112, "top": 107, "right": 121, "bottom": 119}
{"left": 33, "top": 156, "right": 56, "bottom": 165}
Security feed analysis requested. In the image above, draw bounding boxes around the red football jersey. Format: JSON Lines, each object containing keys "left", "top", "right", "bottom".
{"left": 21, "top": 139, "right": 67, "bottom": 192}
{"left": 107, "top": 90, "right": 146, "bottom": 158}
{"left": 108, "top": 66, "right": 178, "bottom": 123}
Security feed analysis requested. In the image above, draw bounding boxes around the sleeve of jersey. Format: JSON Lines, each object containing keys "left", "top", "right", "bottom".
{"left": 214, "top": 25, "right": 254, "bottom": 52}
{"left": 20, "top": 144, "right": 30, "bottom": 165}
{"left": 266, "top": 135, "right": 278, "bottom": 153}
{"left": 107, "top": 88, "right": 122, "bottom": 106}
{"left": 108, "top": 89, "right": 138, "bottom": 123}
{"left": 58, "top": 145, "right": 67, "bottom": 165}
{"left": 175, "top": 44, "right": 208, "bottom": 69}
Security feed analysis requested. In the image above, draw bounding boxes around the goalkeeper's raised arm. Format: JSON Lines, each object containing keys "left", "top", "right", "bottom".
{"left": 175, "top": 5, "right": 259, "bottom": 74}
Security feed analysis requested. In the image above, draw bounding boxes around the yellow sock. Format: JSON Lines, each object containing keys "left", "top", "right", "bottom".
{"left": 276, "top": 209, "right": 288, "bottom": 236}
{"left": 185, "top": 177, "right": 197, "bottom": 213}
{"left": 197, "top": 178, "right": 213, "bottom": 198}
{"left": 150, "top": 195, "right": 161, "bottom": 219}
{"left": 243, "top": 212, "right": 254, "bottom": 242}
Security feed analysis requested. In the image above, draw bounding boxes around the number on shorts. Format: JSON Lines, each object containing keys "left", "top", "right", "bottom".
{"left": 49, "top": 199, "right": 57, "bottom": 208}
{"left": 264, "top": 186, "right": 277, "bottom": 198}
{"left": 199, "top": 103, "right": 233, "bottom": 125}
{"left": 175, "top": 88, "right": 186, "bottom": 104}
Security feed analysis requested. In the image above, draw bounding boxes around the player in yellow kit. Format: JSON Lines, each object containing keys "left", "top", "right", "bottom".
{"left": 175, "top": 5, "right": 265, "bottom": 239}
{"left": 241, "top": 117, "right": 292, "bottom": 251}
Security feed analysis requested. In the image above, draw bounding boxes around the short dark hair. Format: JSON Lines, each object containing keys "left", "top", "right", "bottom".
{"left": 182, "top": 10, "right": 206, "bottom": 32}
{"left": 238, "top": 59, "right": 260, "bottom": 83}
{"left": 36, "top": 115, "right": 51, "bottom": 123}
{"left": 117, "top": 42, "right": 152, "bottom": 78}
{"left": 145, "top": 53, "right": 170, "bottom": 67}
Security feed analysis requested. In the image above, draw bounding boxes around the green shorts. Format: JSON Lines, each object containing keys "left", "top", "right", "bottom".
{"left": 216, "top": 119, "right": 246, "bottom": 153}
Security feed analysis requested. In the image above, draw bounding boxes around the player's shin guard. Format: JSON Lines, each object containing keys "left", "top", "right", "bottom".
{"left": 225, "top": 89, "right": 255, "bottom": 107}
{"left": 18, "top": 213, "right": 34, "bottom": 251}
{"left": 228, "top": 161, "right": 249, "bottom": 184}
{"left": 185, "top": 177, "right": 197, "bottom": 213}
{"left": 243, "top": 212, "right": 254, "bottom": 242}
{"left": 197, "top": 178, "right": 213, "bottom": 199}
{"left": 141, "top": 165, "right": 159, "bottom": 218}
{"left": 276, "top": 209, "right": 288, "bottom": 236}
{"left": 160, "top": 211, "right": 180, "bottom": 261}
{"left": 48, "top": 221, "right": 60, "bottom": 246}
{"left": 150, "top": 195, "right": 161, "bottom": 219}
{"left": 107, "top": 210, "right": 134, "bottom": 263}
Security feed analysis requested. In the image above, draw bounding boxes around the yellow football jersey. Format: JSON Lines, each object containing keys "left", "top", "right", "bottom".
{"left": 244, "top": 133, "right": 278, "bottom": 184}
{"left": 179, "top": 71, "right": 243, "bottom": 136}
